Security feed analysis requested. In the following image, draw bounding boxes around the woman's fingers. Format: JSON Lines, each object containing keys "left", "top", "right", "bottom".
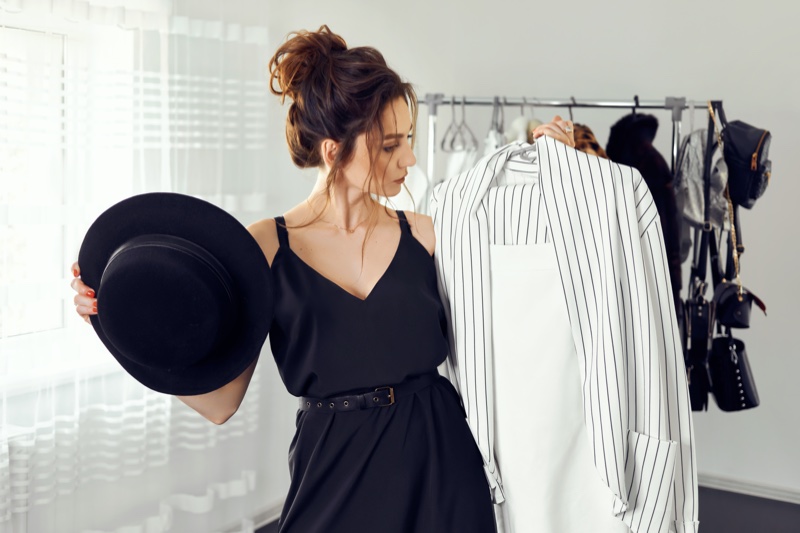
{"left": 531, "top": 115, "right": 576, "bottom": 147}
{"left": 70, "top": 262, "right": 97, "bottom": 319}
{"left": 532, "top": 123, "right": 572, "bottom": 144}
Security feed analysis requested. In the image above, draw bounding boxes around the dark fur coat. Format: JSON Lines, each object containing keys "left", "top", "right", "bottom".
{"left": 606, "top": 113, "right": 682, "bottom": 303}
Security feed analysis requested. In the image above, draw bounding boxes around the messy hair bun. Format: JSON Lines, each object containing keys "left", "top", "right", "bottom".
{"left": 268, "top": 25, "right": 417, "bottom": 172}
{"left": 269, "top": 25, "right": 347, "bottom": 106}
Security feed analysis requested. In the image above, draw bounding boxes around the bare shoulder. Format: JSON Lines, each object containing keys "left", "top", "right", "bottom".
{"left": 246, "top": 217, "right": 279, "bottom": 267}
{"left": 402, "top": 210, "right": 435, "bottom": 256}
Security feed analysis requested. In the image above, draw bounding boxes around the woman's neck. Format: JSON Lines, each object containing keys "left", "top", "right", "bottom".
{"left": 306, "top": 173, "right": 378, "bottom": 231}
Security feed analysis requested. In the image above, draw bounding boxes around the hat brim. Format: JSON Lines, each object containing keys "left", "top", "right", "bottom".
{"left": 78, "top": 192, "right": 273, "bottom": 395}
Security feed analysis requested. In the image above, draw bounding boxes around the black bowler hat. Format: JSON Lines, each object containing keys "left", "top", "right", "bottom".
{"left": 78, "top": 192, "right": 273, "bottom": 395}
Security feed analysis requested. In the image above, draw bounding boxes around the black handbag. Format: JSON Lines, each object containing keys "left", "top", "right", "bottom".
{"left": 709, "top": 328, "right": 760, "bottom": 411}
{"left": 686, "top": 296, "right": 713, "bottom": 411}
{"left": 715, "top": 106, "right": 772, "bottom": 209}
{"left": 712, "top": 280, "right": 766, "bottom": 328}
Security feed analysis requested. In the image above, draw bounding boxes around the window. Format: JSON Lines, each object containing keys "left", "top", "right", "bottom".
{"left": 1, "top": 26, "right": 67, "bottom": 338}
{"left": 1, "top": 22, "right": 136, "bottom": 392}
{"left": 0, "top": 8, "right": 273, "bottom": 394}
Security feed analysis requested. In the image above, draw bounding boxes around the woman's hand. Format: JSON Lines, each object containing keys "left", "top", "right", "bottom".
{"left": 531, "top": 115, "right": 576, "bottom": 148}
{"left": 70, "top": 261, "right": 97, "bottom": 324}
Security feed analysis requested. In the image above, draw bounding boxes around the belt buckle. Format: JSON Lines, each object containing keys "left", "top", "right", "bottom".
{"left": 374, "top": 386, "right": 395, "bottom": 406}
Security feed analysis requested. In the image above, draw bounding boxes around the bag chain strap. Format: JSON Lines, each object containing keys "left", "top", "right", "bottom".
{"left": 707, "top": 101, "right": 743, "bottom": 301}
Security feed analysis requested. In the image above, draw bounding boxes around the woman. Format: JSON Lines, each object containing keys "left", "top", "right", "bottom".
{"left": 70, "top": 25, "right": 575, "bottom": 533}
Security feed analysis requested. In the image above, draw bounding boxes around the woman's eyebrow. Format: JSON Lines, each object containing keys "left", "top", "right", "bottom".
{"left": 383, "top": 131, "right": 413, "bottom": 140}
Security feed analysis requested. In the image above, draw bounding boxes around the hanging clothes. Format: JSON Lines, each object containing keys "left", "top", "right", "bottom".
{"left": 491, "top": 246, "right": 631, "bottom": 533}
{"left": 438, "top": 98, "right": 481, "bottom": 185}
{"left": 487, "top": 186, "right": 630, "bottom": 533}
{"left": 606, "top": 113, "right": 683, "bottom": 308}
{"left": 572, "top": 123, "right": 609, "bottom": 159}
{"left": 506, "top": 114, "right": 542, "bottom": 144}
{"left": 431, "top": 137, "right": 699, "bottom": 533}
{"left": 484, "top": 98, "right": 506, "bottom": 156}
{"left": 674, "top": 129, "right": 730, "bottom": 263}
{"left": 444, "top": 147, "right": 480, "bottom": 183}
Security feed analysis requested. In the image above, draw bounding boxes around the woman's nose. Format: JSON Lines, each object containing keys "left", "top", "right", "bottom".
{"left": 400, "top": 145, "right": 416, "bottom": 168}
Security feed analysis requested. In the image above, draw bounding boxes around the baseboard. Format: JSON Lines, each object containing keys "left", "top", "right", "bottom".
{"left": 699, "top": 473, "right": 800, "bottom": 505}
{"left": 252, "top": 499, "right": 284, "bottom": 529}
{"left": 222, "top": 498, "right": 283, "bottom": 533}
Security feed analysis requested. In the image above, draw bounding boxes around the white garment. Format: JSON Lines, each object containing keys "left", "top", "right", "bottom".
{"left": 491, "top": 241, "right": 630, "bottom": 533}
{"left": 484, "top": 128, "right": 506, "bottom": 156}
{"left": 430, "top": 137, "right": 699, "bottom": 533}
{"left": 444, "top": 147, "right": 479, "bottom": 184}
{"left": 504, "top": 115, "right": 544, "bottom": 144}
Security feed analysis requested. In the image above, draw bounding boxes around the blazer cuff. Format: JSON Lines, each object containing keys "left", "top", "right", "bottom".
{"left": 611, "top": 430, "right": 678, "bottom": 533}
{"left": 483, "top": 463, "right": 505, "bottom": 504}
{"left": 674, "top": 521, "right": 700, "bottom": 533}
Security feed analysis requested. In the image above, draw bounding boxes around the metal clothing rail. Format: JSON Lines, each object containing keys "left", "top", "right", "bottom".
{"left": 419, "top": 93, "right": 722, "bottom": 193}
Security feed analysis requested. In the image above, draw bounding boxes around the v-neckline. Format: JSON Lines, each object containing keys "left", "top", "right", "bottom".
{"left": 282, "top": 227, "right": 404, "bottom": 303}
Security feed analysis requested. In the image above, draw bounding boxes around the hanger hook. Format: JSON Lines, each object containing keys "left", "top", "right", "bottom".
{"left": 633, "top": 95, "right": 640, "bottom": 116}
{"left": 569, "top": 96, "right": 576, "bottom": 122}
{"left": 458, "top": 95, "right": 479, "bottom": 151}
{"left": 440, "top": 95, "right": 459, "bottom": 152}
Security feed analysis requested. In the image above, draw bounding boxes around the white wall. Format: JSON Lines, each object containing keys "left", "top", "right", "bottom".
{"left": 261, "top": 0, "right": 800, "bottom": 503}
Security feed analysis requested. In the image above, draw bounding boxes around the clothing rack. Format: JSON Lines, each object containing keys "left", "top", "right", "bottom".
{"left": 419, "top": 93, "right": 721, "bottom": 190}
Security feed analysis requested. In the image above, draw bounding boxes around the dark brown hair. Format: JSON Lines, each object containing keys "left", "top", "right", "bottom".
{"left": 268, "top": 25, "right": 418, "bottom": 227}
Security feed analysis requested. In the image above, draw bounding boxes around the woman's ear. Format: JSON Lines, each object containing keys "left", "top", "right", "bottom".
{"left": 320, "top": 139, "right": 338, "bottom": 168}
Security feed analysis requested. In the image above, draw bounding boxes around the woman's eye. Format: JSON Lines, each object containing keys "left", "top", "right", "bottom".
{"left": 383, "top": 145, "right": 398, "bottom": 153}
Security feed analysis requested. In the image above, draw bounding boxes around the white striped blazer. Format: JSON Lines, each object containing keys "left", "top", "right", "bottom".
{"left": 430, "top": 136, "right": 699, "bottom": 533}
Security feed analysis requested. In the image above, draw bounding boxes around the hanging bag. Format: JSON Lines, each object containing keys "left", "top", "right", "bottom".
{"left": 686, "top": 294, "right": 713, "bottom": 411}
{"left": 705, "top": 104, "right": 762, "bottom": 412}
{"left": 716, "top": 106, "right": 772, "bottom": 209}
{"left": 684, "top": 105, "right": 719, "bottom": 411}
{"left": 712, "top": 281, "right": 766, "bottom": 329}
{"left": 709, "top": 328, "right": 760, "bottom": 411}
{"left": 707, "top": 103, "right": 768, "bottom": 330}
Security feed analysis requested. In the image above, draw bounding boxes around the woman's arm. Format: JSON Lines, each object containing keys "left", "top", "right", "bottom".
{"left": 72, "top": 218, "right": 279, "bottom": 425}
{"left": 176, "top": 218, "right": 279, "bottom": 424}
{"left": 176, "top": 357, "right": 258, "bottom": 424}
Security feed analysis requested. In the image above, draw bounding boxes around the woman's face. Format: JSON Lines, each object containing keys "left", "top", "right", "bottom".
{"left": 338, "top": 96, "right": 416, "bottom": 198}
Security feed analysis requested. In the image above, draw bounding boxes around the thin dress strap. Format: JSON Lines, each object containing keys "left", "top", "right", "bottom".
{"left": 396, "top": 210, "right": 412, "bottom": 234}
{"left": 274, "top": 216, "right": 290, "bottom": 248}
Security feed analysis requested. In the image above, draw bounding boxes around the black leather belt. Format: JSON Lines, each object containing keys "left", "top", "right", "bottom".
{"left": 299, "top": 372, "right": 440, "bottom": 412}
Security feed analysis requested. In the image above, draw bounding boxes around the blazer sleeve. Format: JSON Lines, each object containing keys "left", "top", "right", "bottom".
{"left": 633, "top": 171, "right": 700, "bottom": 533}
{"left": 430, "top": 163, "right": 507, "bottom": 505}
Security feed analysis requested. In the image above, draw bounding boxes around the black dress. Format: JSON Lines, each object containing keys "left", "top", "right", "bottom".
{"left": 268, "top": 211, "right": 496, "bottom": 533}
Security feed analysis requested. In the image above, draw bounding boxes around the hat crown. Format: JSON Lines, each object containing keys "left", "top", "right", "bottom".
{"left": 97, "top": 233, "right": 239, "bottom": 371}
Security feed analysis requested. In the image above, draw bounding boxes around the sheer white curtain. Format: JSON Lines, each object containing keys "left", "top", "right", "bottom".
{"left": 0, "top": 1, "right": 292, "bottom": 532}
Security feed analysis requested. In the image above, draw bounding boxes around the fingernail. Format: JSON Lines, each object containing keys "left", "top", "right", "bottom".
{"left": 87, "top": 290, "right": 95, "bottom": 298}
{"left": 73, "top": 268, "right": 79, "bottom": 277}
{"left": 93, "top": 306, "right": 97, "bottom": 314}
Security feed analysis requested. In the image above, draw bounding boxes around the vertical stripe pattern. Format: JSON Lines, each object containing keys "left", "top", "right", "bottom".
{"left": 430, "top": 137, "right": 699, "bottom": 533}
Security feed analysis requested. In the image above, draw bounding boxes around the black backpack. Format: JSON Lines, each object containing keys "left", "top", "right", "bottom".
{"left": 717, "top": 107, "right": 772, "bottom": 209}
